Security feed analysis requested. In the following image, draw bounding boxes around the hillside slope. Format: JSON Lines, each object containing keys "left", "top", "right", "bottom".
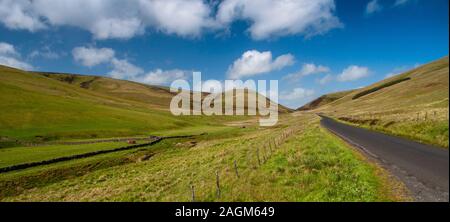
{"left": 0, "top": 66, "right": 200, "bottom": 144}
{"left": 310, "top": 57, "right": 449, "bottom": 147}
{"left": 36, "top": 72, "right": 177, "bottom": 111}
{"left": 38, "top": 72, "right": 292, "bottom": 114}
{"left": 0, "top": 66, "right": 290, "bottom": 145}
{"left": 297, "top": 90, "right": 355, "bottom": 111}
{"left": 319, "top": 57, "right": 448, "bottom": 113}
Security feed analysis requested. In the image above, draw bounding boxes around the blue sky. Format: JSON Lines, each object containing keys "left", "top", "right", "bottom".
{"left": 0, "top": 0, "right": 448, "bottom": 108}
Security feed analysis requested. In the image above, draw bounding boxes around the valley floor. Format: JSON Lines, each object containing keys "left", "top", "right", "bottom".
{"left": 0, "top": 113, "right": 407, "bottom": 202}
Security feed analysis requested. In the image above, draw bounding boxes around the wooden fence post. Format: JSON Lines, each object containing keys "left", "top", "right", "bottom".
{"left": 215, "top": 171, "right": 221, "bottom": 199}
{"left": 262, "top": 146, "right": 267, "bottom": 162}
{"left": 256, "top": 148, "right": 261, "bottom": 166}
{"left": 190, "top": 184, "right": 195, "bottom": 202}
{"left": 234, "top": 160, "right": 239, "bottom": 178}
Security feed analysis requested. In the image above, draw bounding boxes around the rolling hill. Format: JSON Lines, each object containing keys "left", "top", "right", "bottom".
{"left": 37, "top": 72, "right": 292, "bottom": 113}
{"left": 297, "top": 90, "right": 355, "bottom": 111}
{"left": 0, "top": 65, "right": 290, "bottom": 146}
{"left": 300, "top": 56, "right": 449, "bottom": 147}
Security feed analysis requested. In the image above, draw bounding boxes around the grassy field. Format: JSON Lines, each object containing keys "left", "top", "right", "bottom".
{"left": 0, "top": 113, "right": 405, "bottom": 201}
{"left": 0, "top": 141, "right": 151, "bottom": 168}
{"left": 306, "top": 57, "right": 449, "bottom": 148}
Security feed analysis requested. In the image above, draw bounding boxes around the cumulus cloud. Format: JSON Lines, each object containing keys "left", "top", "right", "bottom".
{"left": 0, "top": 56, "right": 33, "bottom": 70}
{"left": 136, "top": 69, "right": 189, "bottom": 85}
{"left": 317, "top": 74, "right": 334, "bottom": 85}
{"left": 0, "top": 0, "right": 341, "bottom": 40}
{"left": 72, "top": 47, "right": 115, "bottom": 67}
{"left": 71, "top": 45, "right": 189, "bottom": 86}
{"left": 108, "top": 58, "right": 144, "bottom": 79}
{"left": 227, "top": 50, "right": 294, "bottom": 79}
{"left": 0, "top": 42, "right": 33, "bottom": 70}
{"left": 284, "top": 63, "right": 330, "bottom": 81}
{"left": 139, "top": 0, "right": 215, "bottom": 37}
{"left": 0, "top": 42, "right": 18, "bottom": 56}
{"left": 337, "top": 65, "right": 370, "bottom": 82}
{"left": 280, "top": 87, "right": 315, "bottom": 101}
{"left": 0, "top": 0, "right": 46, "bottom": 31}
{"left": 366, "top": 0, "right": 382, "bottom": 14}
{"left": 0, "top": 0, "right": 214, "bottom": 40}
{"left": 216, "top": 0, "right": 342, "bottom": 39}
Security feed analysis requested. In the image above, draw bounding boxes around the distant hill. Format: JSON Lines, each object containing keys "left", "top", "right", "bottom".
{"left": 36, "top": 72, "right": 292, "bottom": 113}
{"left": 314, "top": 56, "right": 449, "bottom": 114}
{"left": 297, "top": 90, "right": 355, "bottom": 111}
{"left": 302, "top": 56, "right": 449, "bottom": 147}
{"left": 0, "top": 66, "right": 289, "bottom": 144}
{"left": 35, "top": 72, "right": 177, "bottom": 111}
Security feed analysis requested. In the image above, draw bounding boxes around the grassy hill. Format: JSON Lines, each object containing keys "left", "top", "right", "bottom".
{"left": 0, "top": 66, "right": 291, "bottom": 146}
{"left": 38, "top": 72, "right": 292, "bottom": 114}
{"left": 0, "top": 66, "right": 203, "bottom": 145}
{"left": 297, "top": 90, "right": 355, "bottom": 111}
{"left": 305, "top": 56, "right": 449, "bottom": 147}
{"left": 36, "top": 72, "right": 180, "bottom": 110}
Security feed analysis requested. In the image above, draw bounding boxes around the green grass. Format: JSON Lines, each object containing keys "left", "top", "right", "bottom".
{"left": 352, "top": 77, "right": 411, "bottom": 100}
{"left": 0, "top": 114, "right": 402, "bottom": 201}
{"left": 256, "top": 126, "right": 385, "bottom": 201}
{"left": 337, "top": 116, "right": 449, "bottom": 148}
{"left": 0, "top": 141, "right": 149, "bottom": 168}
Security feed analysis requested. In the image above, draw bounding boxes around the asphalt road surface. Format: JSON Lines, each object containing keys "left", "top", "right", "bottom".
{"left": 320, "top": 116, "right": 449, "bottom": 202}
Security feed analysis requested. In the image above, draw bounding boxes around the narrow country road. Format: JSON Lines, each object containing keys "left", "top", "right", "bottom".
{"left": 320, "top": 116, "right": 449, "bottom": 202}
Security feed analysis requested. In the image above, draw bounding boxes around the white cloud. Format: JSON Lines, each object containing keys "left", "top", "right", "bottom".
{"left": 0, "top": 42, "right": 33, "bottom": 70}
{"left": 366, "top": 0, "right": 382, "bottom": 14}
{"left": 0, "top": 42, "right": 18, "bottom": 56}
{"left": 0, "top": 0, "right": 214, "bottom": 40}
{"left": 72, "top": 47, "right": 115, "bottom": 67}
{"left": 337, "top": 65, "right": 370, "bottom": 82}
{"left": 280, "top": 87, "right": 315, "bottom": 101}
{"left": 108, "top": 58, "right": 144, "bottom": 80}
{"left": 0, "top": 0, "right": 341, "bottom": 40}
{"left": 0, "top": 0, "right": 46, "bottom": 31}
{"left": 136, "top": 69, "right": 189, "bottom": 85}
{"left": 216, "top": 0, "right": 342, "bottom": 39}
{"left": 71, "top": 46, "right": 189, "bottom": 86}
{"left": 317, "top": 74, "right": 334, "bottom": 85}
{"left": 0, "top": 56, "right": 33, "bottom": 70}
{"left": 139, "top": 0, "right": 215, "bottom": 37}
{"left": 227, "top": 50, "right": 294, "bottom": 79}
{"left": 91, "top": 18, "right": 144, "bottom": 40}
{"left": 284, "top": 63, "right": 330, "bottom": 81}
